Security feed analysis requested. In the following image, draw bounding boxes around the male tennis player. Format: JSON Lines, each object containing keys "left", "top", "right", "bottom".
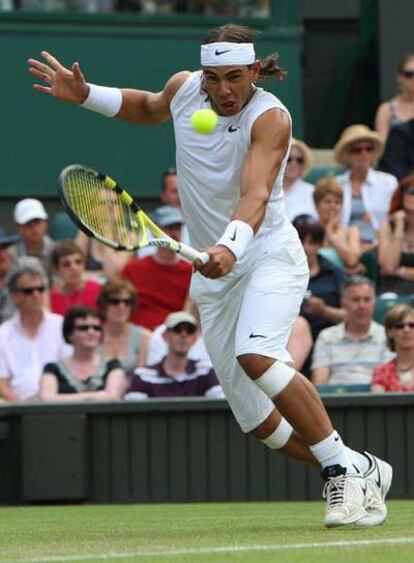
{"left": 28, "top": 24, "right": 391, "bottom": 528}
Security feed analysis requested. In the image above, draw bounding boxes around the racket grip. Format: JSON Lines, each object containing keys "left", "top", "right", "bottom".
{"left": 179, "top": 243, "right": 210, "bottom": 265}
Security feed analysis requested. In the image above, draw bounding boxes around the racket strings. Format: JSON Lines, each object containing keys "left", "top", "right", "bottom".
{"left": 65, "top": 170, "right": 142, "bottom": 247}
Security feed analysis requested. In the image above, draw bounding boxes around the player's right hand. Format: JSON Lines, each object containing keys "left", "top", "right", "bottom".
{"left": 27, "top": 51, "right": 89, "bottom": 104}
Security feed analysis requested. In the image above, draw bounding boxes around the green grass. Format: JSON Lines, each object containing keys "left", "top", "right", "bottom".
{"left": 0, "top": 501, "right": 413, "bottom": 562}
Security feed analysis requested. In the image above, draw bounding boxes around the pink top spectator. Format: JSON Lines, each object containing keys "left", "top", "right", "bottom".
{"left": 372, "top": 359, "right": 414, "bottom": 392}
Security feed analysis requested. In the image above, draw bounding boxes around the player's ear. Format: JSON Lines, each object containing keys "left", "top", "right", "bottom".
{"left": 249, "top": 61, "right": 261, "bottom": 81}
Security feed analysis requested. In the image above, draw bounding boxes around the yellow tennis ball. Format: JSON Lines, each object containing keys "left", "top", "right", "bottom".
{"left": 191, "top": 109, "right": 218, "bottom": 134}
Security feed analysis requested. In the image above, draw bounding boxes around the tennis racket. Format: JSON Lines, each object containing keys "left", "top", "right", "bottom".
{"left": 58, "top": 164, "right": 209, "bottom": 264}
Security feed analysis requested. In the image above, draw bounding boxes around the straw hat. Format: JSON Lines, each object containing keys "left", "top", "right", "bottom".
{"left": 334, "top": 124, "right": 384, "bottom": 166}
{"left": 290, "top": 138, "right": 313, "bottom": 178}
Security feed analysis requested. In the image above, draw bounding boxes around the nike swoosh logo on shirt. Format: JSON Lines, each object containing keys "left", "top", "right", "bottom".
{"left": 249, "top": 333, "right": 266, "bottom": 339}
{"left": 228, "top": 125, "right": 240, "bottom": 133}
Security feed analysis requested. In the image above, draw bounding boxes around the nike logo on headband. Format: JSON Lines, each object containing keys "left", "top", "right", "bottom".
{"left": 215, "top": 49, "right": 232, "bottom": 56}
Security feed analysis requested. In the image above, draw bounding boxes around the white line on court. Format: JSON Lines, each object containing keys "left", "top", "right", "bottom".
{"left": 17, "top": 536, "right": 414, "bottom": 562}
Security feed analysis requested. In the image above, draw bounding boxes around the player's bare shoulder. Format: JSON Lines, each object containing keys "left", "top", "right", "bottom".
{"left": 163, "top": 71, "right": 192, "bottom": 105}
{"left": 251, "top": 107, "right": 291, "bottom": 148}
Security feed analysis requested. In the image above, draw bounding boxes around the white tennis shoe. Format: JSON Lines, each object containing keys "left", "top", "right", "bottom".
{"left": 322, "top": 465, "right": 367, "bottom": 528}
{"left": 355, "top": 452, "right": 393, "bottom": 527}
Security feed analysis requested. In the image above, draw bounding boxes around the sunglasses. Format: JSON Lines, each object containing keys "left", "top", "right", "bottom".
{"left": 400, "top": 70, "right": 414, "bottom": 79}
{"left": 17, "top": 285, "right": 46, "bottom": 295}
{"left": 288, "top": 156, "right": 304, "bottom": 164}
{"left": 394, "top": 322, "right": 414, "bottom": 330}
{"left": 73, "top": 324, "right": 102, "bottom": 332}
{"left": 404, "top": 185, "right": 414, "bottom": 195}
{"left": 107, "top": 297, "right": 133, "bottom": 306}
{"left": 60, "top": 257, "right": 83, "bottom": 268}
{"left": 170, "top": 323, "right": 197, "bottom": 335}
{"left": 349, "top": 144, "right": 374, "bottom": 154}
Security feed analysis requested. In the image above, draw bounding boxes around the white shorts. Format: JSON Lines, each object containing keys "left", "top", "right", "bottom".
{"left": 191, "top": 229, "right": 309, "bottom": 433}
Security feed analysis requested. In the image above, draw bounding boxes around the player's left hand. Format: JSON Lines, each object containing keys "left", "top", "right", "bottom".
{"left": 193, "top": 245, "right": 236, "bottom": 279}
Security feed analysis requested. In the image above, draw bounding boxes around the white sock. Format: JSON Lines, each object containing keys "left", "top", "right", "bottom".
{"left": 309, "top": 431, "right": 357, "bottom": 475}
{"left": 346, "top": 448, "right": 370, "bottom": 473}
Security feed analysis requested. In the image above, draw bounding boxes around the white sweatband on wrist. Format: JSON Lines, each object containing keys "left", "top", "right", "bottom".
{"left": 81, "top": 83, "right": 123, "bottom": 117}
{"left": 255, "top": 361, "right": 295, "bottom": 399}
{"left": 260, "top": 418, "right": 293, "bottom": 450}
{"left": 201, "top": 42, "right": 256, "bottom": 66}
{"left": 216, "top": 220, "right": 254, "bottom": 261}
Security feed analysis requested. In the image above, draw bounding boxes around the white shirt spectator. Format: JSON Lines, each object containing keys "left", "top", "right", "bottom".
{"left": 338, "top": 168, "right": 398, "bottom": 230}
{"left": 284, "top": 178, "right": 318, "bottom": 222}
{"left": 0, "top": 311, "right": 71, "bottom": 400}
{"left": 146, "top": 323, "right": 211, "bottom": 366}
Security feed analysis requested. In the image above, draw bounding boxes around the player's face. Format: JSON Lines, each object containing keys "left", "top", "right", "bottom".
{"left": 202, "top": 63, "right": 260, "bottom": 116}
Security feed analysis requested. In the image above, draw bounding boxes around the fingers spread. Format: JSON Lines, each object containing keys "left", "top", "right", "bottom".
{"left": 33, "top": 84, "right": 52, "bottom": 94}
{"left": 41, "top": 50, "right": 63, "bottom": 71}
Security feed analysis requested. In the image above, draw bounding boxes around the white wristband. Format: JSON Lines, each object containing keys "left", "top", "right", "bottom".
{"left": 216, "top": 220, "right": 254, "bottom": 261}
{"left": 81, "top": 83, "right": 123, "bottom": 117}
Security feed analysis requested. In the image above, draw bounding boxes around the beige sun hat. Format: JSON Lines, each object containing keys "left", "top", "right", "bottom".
{"left": 290, "top": 138, "right": 313, "bottom": 178}
{"left": 334, "top": 124, "right": 384, "bottom": 167}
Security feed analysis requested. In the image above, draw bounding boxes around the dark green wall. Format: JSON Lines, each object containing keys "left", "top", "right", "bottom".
{"left": 2, "top": 13, "right": 302, "bottom": 199}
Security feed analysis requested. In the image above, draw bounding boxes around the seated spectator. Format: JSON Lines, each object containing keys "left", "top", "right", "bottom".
{"left": 378, "top": 119, "right": 414, "bottom": 180}
{"left": 159, "top": 166, "right": 190, "bottom": 246}
{"left": 334, "top": 124, "right": 398, "bottom": 249}
{"left": 0, "top": 259, "right": 71, "bottom": 402}
{"left": 50, "top": 240, "right": 102, "bottom": 315}
{"left": 97, "top": 277, "right": 151, "bottom": 373}
{"left": 377, "top": 174, "right": 414, "bottom": 295}
{"left": 372, "top": 304, "right": 414, "bottom": 392}
{"left": 283, "top": 138, "right": 318, "bottom": 222}
{"left": 122, "top": 206, "right": 192, "bottom": 330}
{"left": 9, "top": 198, "right": 55, "bottom": 276}
{"left": 126, "top": 311, "right": 223, "bottom": 399}
{"left": 312, "top": 276, "right": 390, "bottom": 386}
{"left": 40, "top": 306, "right": 127, "bottom": 402}
{"left": 0, "top": 227, "right": 19, "bottom": 324}
{"left": 75, "top": 230, "right": 132, "bottom": 282}
{"left": 313, "top": 177, "right": 362, "bottom": 269}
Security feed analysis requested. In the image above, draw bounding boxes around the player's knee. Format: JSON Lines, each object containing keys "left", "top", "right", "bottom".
{"left": 237, "top": 353, "right": 271, "bottom": 379}
{"left": 259, "top": 418, "right": 293, "bottom": 450}
{"left": 254, "top": 361, "right": 296, "bottom": 399}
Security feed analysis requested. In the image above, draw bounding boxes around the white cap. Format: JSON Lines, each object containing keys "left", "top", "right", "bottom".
{"left": 165, "top": 311, "right": 197, "bottom": 330}
{"left": 14, "top": 198, "right": 48, "bottom": 225}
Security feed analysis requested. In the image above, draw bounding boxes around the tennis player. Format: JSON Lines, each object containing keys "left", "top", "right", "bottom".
{"left": 28, "top": 23, "right": 391, "bottom": 528}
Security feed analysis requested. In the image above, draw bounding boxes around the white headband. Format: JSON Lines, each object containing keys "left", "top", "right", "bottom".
{"left": 200, "top": 42, "right": 256, "bottom": 67}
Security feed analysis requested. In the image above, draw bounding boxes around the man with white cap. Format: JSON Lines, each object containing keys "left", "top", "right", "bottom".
{"left": 126, "top": 310, "right": 223, "bottom": 399}
{"left": 10, "top": 198, "right": 55, "bottom": 276}
{"left": 28, "top": 23, "right": 391, "bottom": 528}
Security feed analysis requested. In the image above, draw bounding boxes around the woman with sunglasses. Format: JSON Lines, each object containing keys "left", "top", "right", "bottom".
{"left": 334, "top": 124, "right": 398, "bottom": 250}
{"left": 283, "top": 138, "right": 318, "bottom": 222}
{"left": 40, "top": 306, "right": 127, "bottom": 402}
{"left": 97, "top": 277, "right": 151, "bottom": 373}
{"left": 375, "top": 53, "right": 414, "bottom": 141}
{"left": 372, "top": 304, "right": 414, "bottom": 392}
{"left": 377, "top": 175, "right": 414, "bottom": 295}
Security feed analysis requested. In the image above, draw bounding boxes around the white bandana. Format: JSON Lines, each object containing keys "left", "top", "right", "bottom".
{"left": 200, "top": 42, "right": 256, "bottom": 67}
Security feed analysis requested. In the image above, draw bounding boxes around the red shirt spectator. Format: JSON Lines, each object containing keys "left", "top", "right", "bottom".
{"left": 50, "top": 279, "right": 101, "bottom": 315}
{"left": 372, "top": 359, "right": 414, "bottom": 392}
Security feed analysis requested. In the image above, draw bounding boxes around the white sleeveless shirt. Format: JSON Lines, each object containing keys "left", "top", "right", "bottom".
{"left": 170, "top": 71, "right": 293, "bottom": 255}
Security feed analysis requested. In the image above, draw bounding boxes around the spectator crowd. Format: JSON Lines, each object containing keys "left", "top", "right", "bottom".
{"left": 1, "top": 52, "right": 414, "bottom": 403}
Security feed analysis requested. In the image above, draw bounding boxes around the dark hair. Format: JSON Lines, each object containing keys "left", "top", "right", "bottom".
{"left": 397, "top": 53, "right": 414, "bottom": 73}
{"left": 62, "top": 306, "right": 101, "bottom": 343}
{"left": 384, "top": 303, "right": 414, "bottom": 351}
{"left": 161, "top": 167, "right": 177, "bottom": 191}
{"left": 388, "top": 174, "right": 414, "bottom": 214}
{"left": 97, "top": 276, "right": 137, "bottom": 318}
{"left": 203, "top": 24, "right": 286, "bottom": 81}
{"left": 292, "top": 215, "right": 325, "bottom": 244}
{"left": 51, "top": 240, "right": 85, "bottom": 269}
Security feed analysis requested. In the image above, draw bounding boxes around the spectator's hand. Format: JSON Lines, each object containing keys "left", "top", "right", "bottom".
{"left": 346, "top": 262, "right": 366, "bottom": 275}
{"left": 303, "top": 296, "right": 327, "bottom": 316}
{"left": 194, "top": 245, "right": 236, "bottom": 279}
{"left": 28, "top": 51, "right": 89, "bottom": 104}
{"left": 392, "top": 209, "right": 406, "bottom": 229}
{"left": 324, "top": 216, "right": 342, "bottom": 244}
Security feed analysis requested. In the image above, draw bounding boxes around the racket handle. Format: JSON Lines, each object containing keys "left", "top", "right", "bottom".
{"left": 179, "top": 243, "right": 210, "bottom": 265}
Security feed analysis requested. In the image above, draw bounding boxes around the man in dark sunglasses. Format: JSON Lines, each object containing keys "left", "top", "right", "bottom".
{"left": 0, "top": 259, "right": 71, "bottom": 403}
{"left": 127, "top": 311, "right": 223, "bottom": 399}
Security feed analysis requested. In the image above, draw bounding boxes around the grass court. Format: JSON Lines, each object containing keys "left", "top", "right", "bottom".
{"left": 0, "top": 500, "right": 413, "bottom": 562}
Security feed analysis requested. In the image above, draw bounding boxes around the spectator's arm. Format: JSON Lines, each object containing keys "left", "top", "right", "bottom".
{"left": 311, "top": 367, "right": 331, "bottom": 385}
{"left": 0, "top": 379, "right": 20, "bottom": 403}
{"left": 136, "top": 328, "right": 152, "bottom": 367}
{"left": 103, "top": 367, "right": 128, "bottom": 400}
{"left": 371, "top": 383, "right": 386, "bottom": 393}
{"left": 377, "top": 218, "right": 404, "bottom": 274}
{"left": 310, "top": 330, "right": 332, "bottom": 384}
{"left": 287, "top": 316, "right": 313, "bottom": 371}
{"left": 375, "top": 102, "right": 391, "bottom": 141}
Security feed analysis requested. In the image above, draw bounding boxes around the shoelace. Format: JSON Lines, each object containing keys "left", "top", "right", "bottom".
{"left": 322, "top": 475, "right": 346, "bottom": 507}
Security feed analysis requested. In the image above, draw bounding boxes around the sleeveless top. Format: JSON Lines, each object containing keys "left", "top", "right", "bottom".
{"left": 389, "top": 101, "right": 408, "bottom": 129}
{"left": 170, "top": 71, "right": 293, "bottom": 252}
{"left": 99, "top": 324, "right": 144, "bottom": 374}
{"left": 43, "top": 358, "right": 121, "bottom": 394}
